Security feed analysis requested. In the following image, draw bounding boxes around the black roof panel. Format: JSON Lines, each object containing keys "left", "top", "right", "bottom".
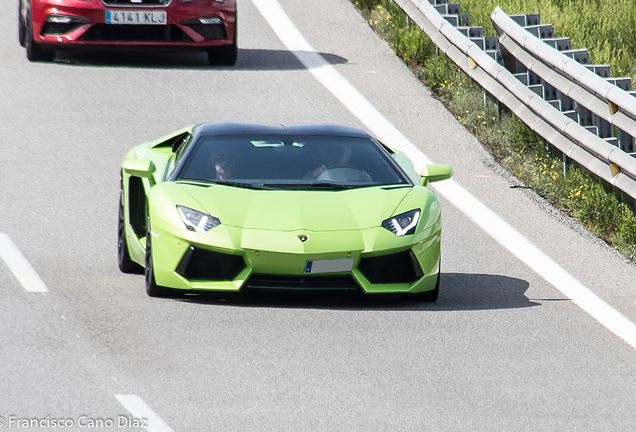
{"left": 192, "top": 122, "right": 371, "bottom": 138}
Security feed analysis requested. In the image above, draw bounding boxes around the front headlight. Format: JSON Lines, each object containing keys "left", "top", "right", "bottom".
{"left": 381, "top": 209, "right": 420, "bottom": 236}
{"left": 177, "top": 206, "right": 220, "bottom": 233}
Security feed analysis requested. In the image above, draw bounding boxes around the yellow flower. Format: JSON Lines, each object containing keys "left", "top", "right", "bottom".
{"left": 482, "top": 121, "right": 487, "bottom": 125}
{"left": 465, "top": 110, "right": 469, "bottom": 113}
{"left": 492, "top": 117, "right": 496, "bottom": 121}
{"left": 386, "top": 15, "right": 391, "bottom": 19}
{"left": 458, "top": 116, "right": 462, "bottom": 119}
{"left": 477, "top": 115, "right": 481, "bottom": 119}
{"left": 456, "top": 92, "right": 460, "bottom": 95}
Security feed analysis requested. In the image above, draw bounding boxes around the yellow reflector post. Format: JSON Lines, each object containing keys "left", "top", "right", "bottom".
{"left": 609, "top": 101, "right": 619, "bottom": 115}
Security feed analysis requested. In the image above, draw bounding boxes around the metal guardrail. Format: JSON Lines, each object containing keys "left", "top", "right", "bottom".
{"left": 392, "top": 0, "right": 636, "bottom": 199}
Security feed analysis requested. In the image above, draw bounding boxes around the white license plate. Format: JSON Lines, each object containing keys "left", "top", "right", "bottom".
{"left": 105, "top": 11, "right": 167, "bottom": 25}
{"left": 304, "top": 258, "right": 354, "bottom": 274}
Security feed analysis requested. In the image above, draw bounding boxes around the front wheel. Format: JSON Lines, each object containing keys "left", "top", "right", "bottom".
{"left": 207, "top": 22, "right": 237, "bottom": 66}
{"left": 207, "top": 43, "right": 238, "bottom": 66}
{"left": 144, "top": 222, "right": 172, "bottom": 298}
{"left": 18, "top": 1, "right": 27, "bottom": 47}
{"left": 25, "top": 9, "right": 54, "bottom": 62}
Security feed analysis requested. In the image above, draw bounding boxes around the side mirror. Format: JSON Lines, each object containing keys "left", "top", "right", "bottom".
{"left": 420, "top": 164, "right": 453, "bottom": 186}
{"left": 122, "top": 159, "right": 157, "bottom": 186}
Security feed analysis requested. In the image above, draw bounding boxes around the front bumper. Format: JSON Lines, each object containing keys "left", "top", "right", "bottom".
{"left": 31, "top": 0, "right": 235, "bottom": 49}
{"left": 148, "top": 215, "right": 442, "bottom": 295}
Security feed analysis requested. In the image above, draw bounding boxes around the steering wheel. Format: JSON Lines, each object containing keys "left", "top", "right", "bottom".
{"left": 326, "top": 164, "right": 357, "bottom": 170}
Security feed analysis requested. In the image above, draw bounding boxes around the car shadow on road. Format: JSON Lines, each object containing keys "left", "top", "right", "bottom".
{"left": 175, "top": 272, "right": 542, "bottom": 311}
{"left": 53, "top": 48, "right": 347, "bottom": 71}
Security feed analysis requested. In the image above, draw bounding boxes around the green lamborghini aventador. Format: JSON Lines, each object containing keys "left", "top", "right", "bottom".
{"left": 118, "top": 122, "right": 453, "bottom": 300}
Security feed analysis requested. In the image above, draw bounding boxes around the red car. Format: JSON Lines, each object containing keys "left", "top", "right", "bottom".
{"left": 18, "top": 0, "right": 237, "bottom": 65}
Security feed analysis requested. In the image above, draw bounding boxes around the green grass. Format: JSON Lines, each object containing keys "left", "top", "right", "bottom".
{"left": 351, "top": 0, "right": 636, "bottom": 261}
{"left": 460, "top": 0, "right": 636, "bottom": 79}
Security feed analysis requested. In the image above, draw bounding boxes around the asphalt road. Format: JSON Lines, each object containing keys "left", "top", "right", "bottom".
{"left": 1, "top": 0, "right": 636, "bottom": 430}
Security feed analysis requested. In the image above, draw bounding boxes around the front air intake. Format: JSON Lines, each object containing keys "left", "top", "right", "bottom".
{"left": 41, "top": 22, "right": 84, "bottom": 36}
{"left": 186, "top": 24, "right": 228, "bottom": 40}
{"left": 245, "top": 274, "right": 360, "bottom": 291}
{"left": 357, "top": 250, "right": 423, "bottom": 284}
{"left": 78, "top": 25, "right": 193, "bottom": 42}
{"left": 176, "top": 247, "right": 245, "bottom": 281}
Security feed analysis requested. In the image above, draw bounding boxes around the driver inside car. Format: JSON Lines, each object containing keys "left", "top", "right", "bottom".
{"left": 305, "top": 142, "right": 354, "bottom": 180}
{"left": 208, "top": 152, "right": 236, "bottom": 180}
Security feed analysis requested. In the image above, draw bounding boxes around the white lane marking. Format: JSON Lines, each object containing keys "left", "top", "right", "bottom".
{"left": 434, "top": 180, "right": 636, "bottom": 349}
{"left": 0, "top": 233, "right": 48, "bottom": 292}
{"left": 115, "top": 394, "right": 175, "bottom": 432}
{"left": 251, "top": 0, "right": 636, "bottom": 351}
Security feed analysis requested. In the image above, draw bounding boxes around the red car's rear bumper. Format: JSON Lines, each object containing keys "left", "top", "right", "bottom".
{"left": 31, "top": 0, "right": 236, "bottom": 50}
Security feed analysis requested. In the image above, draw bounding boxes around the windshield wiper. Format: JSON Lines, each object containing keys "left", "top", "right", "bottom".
{"left": 175, "top": 179, "right": 212, "bottom": 187}
{"left": 306, "top": 182, "right": 359, "bottom": 189}
{"left": 211, "top": 180, "right": 272, "bottom": 190}
{"left": 259, "top": 182, "right": 362, "bottom": 190}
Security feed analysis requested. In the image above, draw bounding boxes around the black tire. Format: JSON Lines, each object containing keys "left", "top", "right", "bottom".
{"left": 18, "top": 1, "right": 27, "bottom": 47}
{"left": 118, "top": 191, "right": 143, "bottom": 274}
{"left": 144, "top": 220, "right": 171, "bottom": 298}
{"left": 207, "top": 22, "right": 237, "bottom": 66}
{"left": 402, "top": 271, "right": 440, "bottom": 303}
{"left": 25, "top": 8, "right": 54, "bottom": 62}
{"left": 207, "top": 43, "right": 238, "bottom": 66}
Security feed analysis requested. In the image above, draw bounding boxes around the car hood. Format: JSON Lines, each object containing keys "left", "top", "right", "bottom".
{"left": 179, "top": 184, "right": 415, "bottom": 231}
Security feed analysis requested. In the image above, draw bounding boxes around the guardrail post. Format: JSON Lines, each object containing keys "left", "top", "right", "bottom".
{"left": 619, "top": 129, "right": 635, "bottom": 153}
{"left": 577, "top": 104, "right": 594, "bottom": 127}
{"left": 597, "top": 117, "right": 613, "bottom": 139}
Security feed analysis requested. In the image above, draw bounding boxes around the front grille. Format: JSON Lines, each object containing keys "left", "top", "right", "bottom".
{"left": 176, "top": 247, "right": 245, "bottom": 281}
{"left": 41, "top": 22, "right": 84, "bottom": 36}
{"left": 102, "top": 0, "right": 172, "bottom": 6}
{"left": 246, "top": 274, "right": 360, "bottom": 291}
{"left": 78, "top": 25, "right": 193, "bottom": 42}
{"left": 358, "top": 250, "right": 423, "bottom": 284}
{"left": 186, "top": 24, "right": 228, "bottom": 40}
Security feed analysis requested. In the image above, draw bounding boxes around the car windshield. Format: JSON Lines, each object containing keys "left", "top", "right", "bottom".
{"left": 174, "top": 134, "right": 411, "bottom": 190}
